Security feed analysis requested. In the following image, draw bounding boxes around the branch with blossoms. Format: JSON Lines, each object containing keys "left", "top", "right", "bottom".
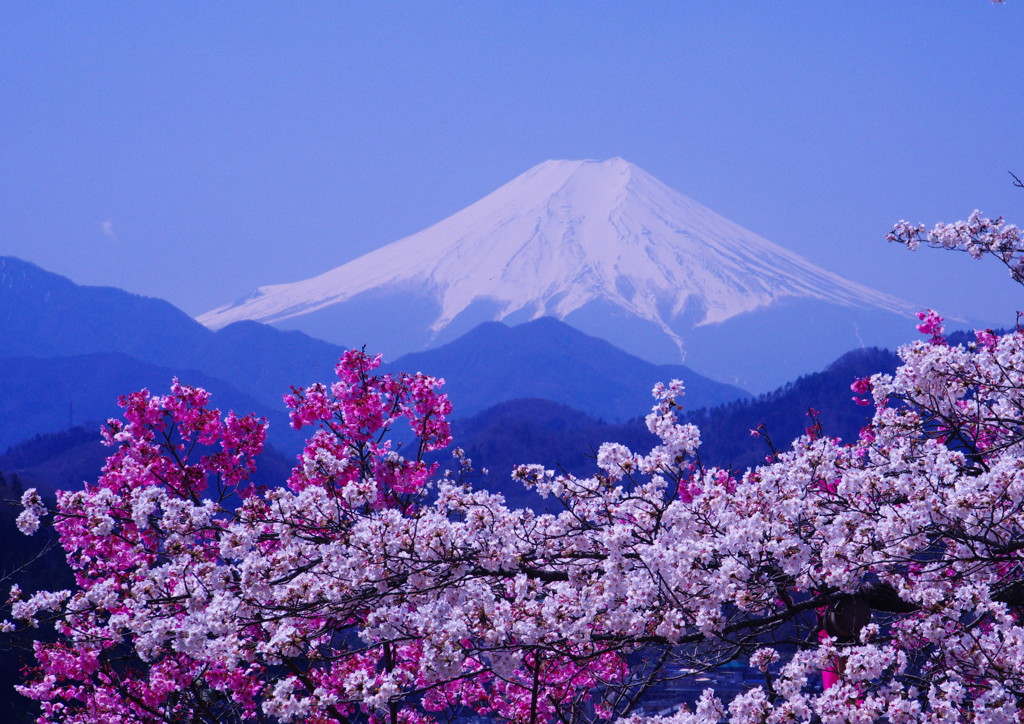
{"left": 888, "top": 209, "right": 1024, "bottom": 283}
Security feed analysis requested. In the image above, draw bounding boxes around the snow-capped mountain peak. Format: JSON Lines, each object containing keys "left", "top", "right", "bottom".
{"left": 198, "top": 158, "right": 911, "bottom": 362}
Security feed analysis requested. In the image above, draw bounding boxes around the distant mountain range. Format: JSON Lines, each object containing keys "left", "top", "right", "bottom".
{"left": 0, "top": 256, "right": 746, "bottom": 455}
{"left": 198, "top": 158, "right": 917, "bottom": 390}
{"left": 0, "top": 256, "right": 347, "bottom": 408}
{"left": 3, "top": 343, "right": 903, "bottom": 508}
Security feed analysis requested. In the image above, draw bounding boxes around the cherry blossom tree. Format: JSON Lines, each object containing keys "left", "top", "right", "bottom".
{"left": 9, "top": 213, "right": 1024, "bottom": 723}
{"left": 6, "top": 350, "right": 635, "bottom": 723}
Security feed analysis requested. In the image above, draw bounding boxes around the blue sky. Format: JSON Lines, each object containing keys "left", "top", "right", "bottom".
{"left": 2, "top": 2, "right": 1022, "bottom": 330}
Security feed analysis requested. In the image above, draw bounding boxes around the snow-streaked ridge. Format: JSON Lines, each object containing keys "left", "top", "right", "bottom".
{"left": 198, "top": 158, "right": 911, "bottom": 353}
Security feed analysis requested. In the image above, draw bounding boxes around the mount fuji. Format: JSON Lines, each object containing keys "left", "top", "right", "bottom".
{"left": 198, "top": 158, "right": 915, "bottom": 390}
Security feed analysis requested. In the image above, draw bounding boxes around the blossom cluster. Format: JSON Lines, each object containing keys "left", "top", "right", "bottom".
{"left": 889, "top": 209, "right": 1024, "bottom": 282}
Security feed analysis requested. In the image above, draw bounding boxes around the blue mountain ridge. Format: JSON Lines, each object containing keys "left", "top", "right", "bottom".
{"left": 0, "top": 256, "right": 748, "bottom": 455}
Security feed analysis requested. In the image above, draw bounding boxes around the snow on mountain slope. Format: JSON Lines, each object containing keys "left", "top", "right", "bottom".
{"left": 198, "top": 158, "right": 911, "bottom": 359}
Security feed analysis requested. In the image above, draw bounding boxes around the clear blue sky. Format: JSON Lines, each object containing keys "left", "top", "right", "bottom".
{"left": 2, "top": 2, "right": 1022, "bottom": 331}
